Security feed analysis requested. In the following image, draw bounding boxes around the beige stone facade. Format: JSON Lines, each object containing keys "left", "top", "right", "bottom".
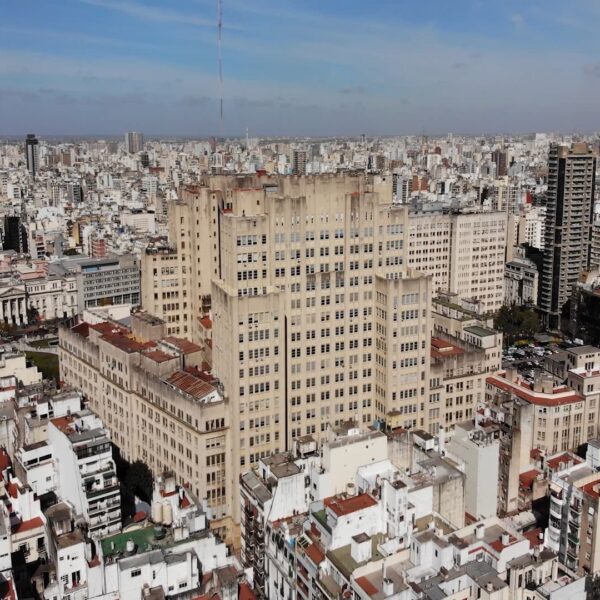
{"left": 140, "top": 241, "right": 186, "bottom": 336}
{"left": 58, "top": 316, "right": 233, "bottom": 540}
{"left": 408, "top": 209, "right": 507, "bottom": 314}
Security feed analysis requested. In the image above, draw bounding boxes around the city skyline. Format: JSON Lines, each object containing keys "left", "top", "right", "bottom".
{"left": 3, "top": 0, "right": 600, "bottom": 136}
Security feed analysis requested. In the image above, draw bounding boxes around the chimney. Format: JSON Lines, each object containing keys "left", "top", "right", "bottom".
{"left": 475, "top": 524, "right": 485, "bottom": 540}
{"left": 382, "top": 578, "right": 394, "bottom": 597}
{"left": 504, "top": 366, "right": 517, "bottom": 382}
{"left": 501, "top": 533, "right": 510, "bottom": 546}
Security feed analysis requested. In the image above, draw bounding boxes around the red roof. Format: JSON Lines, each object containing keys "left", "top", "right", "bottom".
{"left": 199, "top": 316, "right": 213, "bottom": 330}
{"left": 101, "top": 332, "right": 154, "bottom": 353}
{"left": 0, "top": 449, "right": 11, "bottom": 476}
{"left": 51, "top": 415, "right": 74, "bottom": 433}
{"left": 163, "top": 337, "right": 203, "bottom": 354}
{"left": 546, "top": 453, "right": 582, "bottom": 470}
{"left": 524, "top": 528, "right": 543, "bottom": 549}
{"left": 12, "top": 516, "right": 44, "bottom": 534}
{"left": 325, "top": 493, "right": 377, "bottom": 516}
{"left": 356, "top": 577, "right": 378, "bottom": 597}
{"left": 90, "top": 321, "right": 128, "bottom": 336}
{"left": 239, "top": 583, "right": 256, "bottom": 600}
{"left": 143, "top": 350, "right": 173, "bottom": 363}
{"left": 431, "top": 337, "right": 464, "bottom": 359}
{"left": 166, "top": 371, "right": 215, "bottom": 399}
{"left": 88, "top": 555, "right": 101, "bottom": 568}
{"left": 71, "top": 322, "right": 90, "bottom": 337}
{"left": 519, "top": 469, "right": 542, "bottom": 490}
{"left": 580, "top": 479, "right": 600, "bottom": 499}
{"left": 6, "top": 482, "right": 18, "bottom": 499}
{"left": 133, "top": 511, "right": 146, "bottom": 523}
{"left": 487, "top": 374, "right": 583, "bottom": 407}
{"left": 531, "top": 448, "right": 543, "bottom": 460}
{"left": 304, "top": 543, "right": 325, "bottom": 565}
{"left": 489, "top": 533, "right": 518, "bottom": 553}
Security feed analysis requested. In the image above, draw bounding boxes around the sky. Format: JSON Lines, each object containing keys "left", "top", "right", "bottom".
{"left": 2, "top": 0, "right": 600, "bottom": 137}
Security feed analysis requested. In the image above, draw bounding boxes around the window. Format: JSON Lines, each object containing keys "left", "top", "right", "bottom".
{"left": 131, "top": 569, "right": 142, "bottom": 578}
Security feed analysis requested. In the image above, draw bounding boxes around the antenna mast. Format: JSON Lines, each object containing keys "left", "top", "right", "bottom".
{"left": 217, "top": 0, "right": 223, "bottom": 137}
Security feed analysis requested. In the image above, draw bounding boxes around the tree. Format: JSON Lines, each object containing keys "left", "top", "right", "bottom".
{"left": 494, "top": 304, "right": 540, "bottom": 346}
{"left": 586, "top": 574, "right": 600, "bottom": 599}
{"left": 26, "top": 305, "right": 40, "bottom": 324}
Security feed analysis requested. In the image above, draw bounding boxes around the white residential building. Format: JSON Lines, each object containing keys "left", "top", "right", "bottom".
{"left": 48, "top": 409, "right": 121, "bottom": 538}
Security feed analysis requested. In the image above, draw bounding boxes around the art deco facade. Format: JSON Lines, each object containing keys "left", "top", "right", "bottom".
{"left": 408, "top": 208, "right": 507, "bottom": 314}
{"left": 63, "top": 174, "right": 508, "bottom": 542}
{"left": 58, "top": 312, "right": 232, "bottom": 539}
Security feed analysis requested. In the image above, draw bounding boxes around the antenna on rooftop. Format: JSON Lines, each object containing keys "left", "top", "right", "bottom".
{"left": 217, "top": 0, "right": 224, "bottom": 138}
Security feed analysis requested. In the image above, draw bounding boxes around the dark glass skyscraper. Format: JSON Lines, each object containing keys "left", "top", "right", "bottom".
{"left": 540, "top": 143, "right": 597, "bottom": 330}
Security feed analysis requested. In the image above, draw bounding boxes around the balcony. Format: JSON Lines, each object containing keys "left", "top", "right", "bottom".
{"left": 85, "top": 482, "right": 119, "bottom": 499}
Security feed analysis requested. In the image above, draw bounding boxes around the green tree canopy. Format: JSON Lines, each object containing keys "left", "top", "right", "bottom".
{"left": 494, "top": 304, "right": 540, "bottom": 346}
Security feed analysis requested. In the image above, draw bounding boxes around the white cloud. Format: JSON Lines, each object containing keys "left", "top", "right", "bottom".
{"left": 510, "top": 13, "right": 525, "bottom": 29}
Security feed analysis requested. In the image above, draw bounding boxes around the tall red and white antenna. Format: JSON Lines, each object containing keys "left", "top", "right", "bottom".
{"left": 217, "top": 0, "right": 223, "bottom": 137}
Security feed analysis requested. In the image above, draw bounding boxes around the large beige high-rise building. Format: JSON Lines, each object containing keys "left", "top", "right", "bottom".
{"left": 62, "top": 174, "right": 508, "bottom": 545}
{"left": 140, "top": 240, "right": 186, "bottom": 336}
{"left": 408, "top": 208, "right": 507, "bottom": 314}
{"left": 207, "top": 174, "right": 430, "bottom": 468}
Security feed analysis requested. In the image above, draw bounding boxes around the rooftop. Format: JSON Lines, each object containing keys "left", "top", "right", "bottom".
{"left": 327, "top": 533, "right": 386, "bottom": 579}
{"left": 162, "top": 337, "right": 203, "bottom": 354}
{"left": 487, "top": 372, "right": 584, "bottom": 407}
{"left": 431, "top": 337, "right": 464, "bottom": 359}
{"left": 464, "top": 325, "right": 496, "bottom": 337}
{"left": 325, "top": 493, "right": 378, "bottom": 517}
{"left": 100, "top": 523, "right": 201, "bottom": 559}
{"left": 164, "top": 371, "right": 216, "bottom": 401}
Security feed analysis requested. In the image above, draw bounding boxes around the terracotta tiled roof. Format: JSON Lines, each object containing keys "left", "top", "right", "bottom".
{"left": 199, "top": 316, "right": 213, "bottom": 330}
{"left": 71, "top": 322, "right": 90, "bottom": 337}
{"left": 546, "top": 453, "right": 582, "bottom": 470}
{"left": 163, "top": 337, "right": 203, "bottom": 354}
{"left": 165, "top": 371, "right": 215, "bottom": 399}
{"left": 305, "top": 543, "right": 325, "bottom": 565}
{"left": 356, "top": 577, "right": 378, "bottom": 597}
{"left": 325, "top": 493, "right": 377, "bottom": 516}
{"left": 431, "top": 337, "right": 464, "bottom": 359}
{"left": 239, "top": 583, "right": 256, "bottom": 600}
{"left": 12, "top": 516, "right": 44, "bottom": 534}
{"left": 143, "top": 350, "right": 173, "bottom": 363}
{"left": 519, "top": 469, "right": 542, "bottom": 490}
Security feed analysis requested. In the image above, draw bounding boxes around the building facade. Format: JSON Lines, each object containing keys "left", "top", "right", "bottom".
{"left": 540, "top": 143, "right": 597, "bottom": 329}
{"left": 58, "top": 312, "right": 233, "bottom": 540}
